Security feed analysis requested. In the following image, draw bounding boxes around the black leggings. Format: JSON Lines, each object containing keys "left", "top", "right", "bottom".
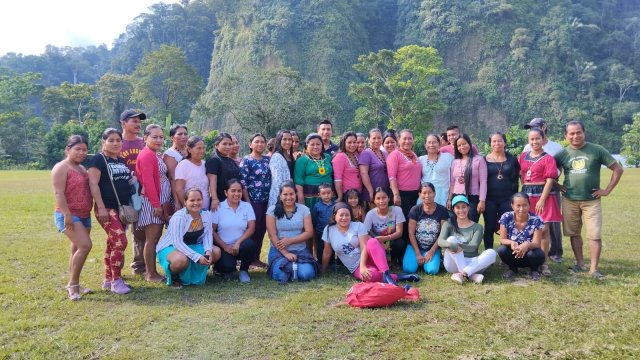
{"left": 482, "top": 197, "right": 512, "bottom": 250}
{"left": 395, "top": 190, "right": 418, "bottom": 265}
{"left": 215, "top": 239, "right": 256, "bottom": 273}
{"left": 498, "top": 245, "right": 545, "bottom": 272}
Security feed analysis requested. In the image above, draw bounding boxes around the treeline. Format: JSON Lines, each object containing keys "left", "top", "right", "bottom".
{"left": 1, "top": 0, "right": 639, "bottom": 169}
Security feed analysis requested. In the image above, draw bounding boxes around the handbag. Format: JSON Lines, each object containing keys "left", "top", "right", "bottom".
{"left": 345, "top": 282, "right": 420, "bottom": 308}
{"left": 102, "top": 154, "right": 139, "bottom": 224}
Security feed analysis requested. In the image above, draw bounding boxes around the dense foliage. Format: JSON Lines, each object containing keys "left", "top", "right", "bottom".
{"left": 1, "top": 0, "right": 639, "bottom": 168}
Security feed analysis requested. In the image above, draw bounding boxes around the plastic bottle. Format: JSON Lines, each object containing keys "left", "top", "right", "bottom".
{"left": 291, "top": 262, "right": 298, "bottom": 281}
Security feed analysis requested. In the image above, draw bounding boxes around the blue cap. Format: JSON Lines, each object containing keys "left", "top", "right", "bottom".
{"left": 451, "top": 195, "right": 469, "bottom": 207}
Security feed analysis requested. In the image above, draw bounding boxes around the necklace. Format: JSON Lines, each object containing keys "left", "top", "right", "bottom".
{"left": 457, "top": 158, "right": 468, "bottom": 184}
{"left": 399, "top": 149, "right": 417, "bottom": 164}
{"left": 309, "top": 154, "right": 326, "bottom": 175}
{"left": 346, "top": 152, "right": 358, "bottom": 167}
{"left": 372, "top": 149, "right": 386, "bottom": 165}
{"left": 525, "top": 152, "right": 546, "bottom": 182}
{"left": 494, "top": 160, "right": 504, "bottom": 180}
{"left": 425, "top": 154, "right": 439, "bottom": 172}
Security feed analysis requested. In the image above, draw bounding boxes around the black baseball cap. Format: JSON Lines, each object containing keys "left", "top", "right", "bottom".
{"left": 119, "top": 109, "right": 147, "bottom": 122}
{"left": 524, "top": 118, "right": 546, "bottom": 129}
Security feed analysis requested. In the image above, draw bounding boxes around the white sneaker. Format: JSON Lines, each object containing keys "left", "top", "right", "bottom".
{"left": 451, "top": 273, "right": 465, "bottom": 285}
{"left": 239, "top": 270, "right": 251, "bottom": 283}
{"left": 469, "top": 274, "right": 484, "bottom": 284}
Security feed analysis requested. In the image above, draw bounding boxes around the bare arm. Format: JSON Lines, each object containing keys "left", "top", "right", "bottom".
{"left": 163, "top": 154, "right": 179, "bottom": 207}
{"left": 295, "top": 184, "right": 305, "bottom": 205}
{"left": 207, "top": 173, "right": 219, "bottom": 211}
{"left": 359, "top": 164, "right": 374, "bottom": 199}
{"left": 174, "top": 179, "right": 186, "bottom": 209}
{"left": 593, "top": 163, "right": 624, "bottom": 198}
{"left": 52, "top": 164, "right": 73, "bottom": 232}
{"left": 88, "top": 167, "right": 108, "bottom": 222}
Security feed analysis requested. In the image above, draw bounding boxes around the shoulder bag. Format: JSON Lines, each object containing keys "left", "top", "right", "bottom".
{"left": 102, "top": 154, "right": 139, "bottom": 224}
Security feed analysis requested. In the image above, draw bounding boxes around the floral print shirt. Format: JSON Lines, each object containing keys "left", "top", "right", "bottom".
{"left": 499, "top": 211, "right": 544, "bottom": 245}
{"left": 240, "top": 154, "right": 271, "bottom": 203}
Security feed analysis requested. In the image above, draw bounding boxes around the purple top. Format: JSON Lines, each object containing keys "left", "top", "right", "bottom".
{"left": 358, "top": 148, "right": 389, "bottom": 200}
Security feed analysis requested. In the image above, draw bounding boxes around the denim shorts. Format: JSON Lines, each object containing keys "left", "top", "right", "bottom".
{"left": 54, "top": 211, "right": 91, "bottom": 232}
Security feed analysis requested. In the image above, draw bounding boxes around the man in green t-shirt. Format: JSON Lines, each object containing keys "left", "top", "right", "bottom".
{"left": 554, "top": 120, "right": 624, "bottom": 280}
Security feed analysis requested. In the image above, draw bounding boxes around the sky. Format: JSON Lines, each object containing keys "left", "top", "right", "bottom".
{"left": 0, "top": 0, "right": 179, "bottom": 56}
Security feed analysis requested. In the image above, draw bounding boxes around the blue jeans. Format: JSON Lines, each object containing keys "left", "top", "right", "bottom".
{"left": 403, "top": 246, "right": 441, "bottom": 275}
{"left": 54, "top": 211, "right": 91, "bottom": 232}
{"left": 270, "top": 257, "right": 316, "bottom": 282}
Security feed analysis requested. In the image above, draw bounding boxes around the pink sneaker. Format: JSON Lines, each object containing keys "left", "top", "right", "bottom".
{"left": 110, "top": 279, "right": 131, "bottom": 294}
{"left": 101, "top": 280, "right": 111, "bottom": 290}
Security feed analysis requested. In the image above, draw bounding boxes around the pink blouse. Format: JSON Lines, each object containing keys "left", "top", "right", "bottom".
{"left": 332, "top": 152, "right": 362, "bottom": 193}
{"left": 518, "top": 152, "right": 558, "bottom": 183}
{"left": 386, "top": 150, "right": 421, "bottom": 191}
{"left": 450, "top": 156, "right": 487, "bottom": 201}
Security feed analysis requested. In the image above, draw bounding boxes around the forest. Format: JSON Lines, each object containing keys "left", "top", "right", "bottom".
{"left": 1, "top": 0, "right": 639, "bottom": 168}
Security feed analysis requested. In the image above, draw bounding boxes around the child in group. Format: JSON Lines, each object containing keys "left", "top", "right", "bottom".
{"left": 345, "top": 188, "right": 366, "bottom": 223}
{"left": 311, "top": 183, "right": 336, "bottom": 261}
{"left": 363, "top": 187, "right": 405, "bottom": 264}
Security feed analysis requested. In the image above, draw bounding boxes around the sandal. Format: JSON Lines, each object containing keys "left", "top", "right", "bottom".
{"left": 79, "top": 286, "right": 93, "bottom": 295}
{"left": 590, "top": 271, "right": 605, "bottom": 281}
{"left": 65, "top": 284, "right": 81, "bottom": 301}
{"left": 569, "top": 264, "right": 586, "bottom": 273}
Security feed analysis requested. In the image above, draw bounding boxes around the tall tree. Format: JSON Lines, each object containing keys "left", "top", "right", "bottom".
{"left": 213, "top": 67, "right": 338, "bottom": 137}
{"left": 621, "top": 113, "right": 640, "bottom": 167}
{"left": 130, "top": 45, "right": 202, "bottom": 122}
{"left": 42, "top": 82, "right": 97, "bottom": 124}
{"left": 96, "top": 73, "right": 133, "bottom": 126}
{"left": 349, "top": 45, "right": 444, "bottom": 132}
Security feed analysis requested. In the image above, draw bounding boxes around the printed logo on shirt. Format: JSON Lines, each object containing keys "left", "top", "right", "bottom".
{"left": 109, "top": 162, "right": 131, "bottom": 182}
{"left": 569, "top": 156, "right": 588, "bottom": 175}
{"left": 342, "top": 243, "right": 356, "bottom": 255}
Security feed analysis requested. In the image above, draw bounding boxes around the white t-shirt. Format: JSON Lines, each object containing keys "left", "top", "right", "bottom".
{"left": 175, "top": 159, "right": 210, "bottom": 209}
{"left": 363, "top": 206, "right": 405, "bottom": 238}
{"left": 164, "top": 147, "right": 184, "bottom": 162}
{"left": 212, "top": 200, "right": 256, "bottom": 245}
{"left": 322, "top": 221, "right": 367, "bottom": 273}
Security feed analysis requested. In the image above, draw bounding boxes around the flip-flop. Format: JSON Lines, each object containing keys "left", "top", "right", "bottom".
{"left": 590, "top": 271, "right": 605, "bottom": 281}
{"left": 65, "top": 284, "right": 81, "bottom": 301}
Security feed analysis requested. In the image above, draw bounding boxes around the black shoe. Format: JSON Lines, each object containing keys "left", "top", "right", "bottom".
{"left": 382, "top": 271, "right": 398, "bottom": 286}
{"left": 397, "top": 273, "right": 421, "bottom": 282}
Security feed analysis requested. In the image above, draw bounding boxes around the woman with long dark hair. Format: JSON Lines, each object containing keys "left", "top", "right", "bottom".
{"left": 163, "top": 124, "right": 188, "bottom": 209}
{"left": 206, "top": 132, "right": 240, "bottom": 211}
{"left": 88, "top": 128, "right": 134, "bottom": 294}
{"left": 175, "top": 136, "right": 210, "bottom": 210}
{"left": 240, "top": 133, "right": 271, "bottom": 267}
{"left": 268, "top": 130, "right": 295, "bottom": 208}
{"left": 448, "top": 133, "right": 487, "bottom": 223}
{"left": 266, "top": 182, "right": 317, "bottom": 282}
{"left": 332, "top": 131, "right": 362, "bottom": 202}
{"left": 438, "top": 195, "right": 496, "bottom": 284}
{"left": 52, "top": 135, "right": 93, "bottom": 300}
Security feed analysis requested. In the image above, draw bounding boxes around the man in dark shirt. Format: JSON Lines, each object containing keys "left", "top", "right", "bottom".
{"left": 317, "top": 119, "right": 338, "bottom": 157}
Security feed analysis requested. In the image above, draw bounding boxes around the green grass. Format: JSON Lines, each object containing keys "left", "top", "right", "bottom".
{"left": 1, "top": 169, "right": 639, "bottom": 359}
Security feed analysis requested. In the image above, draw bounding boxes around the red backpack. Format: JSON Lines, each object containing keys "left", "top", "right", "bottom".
{"left": 345, "top": 282, "right": 420, "bottom": 308}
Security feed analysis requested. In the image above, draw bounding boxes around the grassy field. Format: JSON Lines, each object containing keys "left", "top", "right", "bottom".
{"left": 1, "top": 169, "right": 639, "bottom": 359}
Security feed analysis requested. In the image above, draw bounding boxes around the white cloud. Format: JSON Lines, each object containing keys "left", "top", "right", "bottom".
{"left": 0, "top": 0, "right": 179, "bottom": 56}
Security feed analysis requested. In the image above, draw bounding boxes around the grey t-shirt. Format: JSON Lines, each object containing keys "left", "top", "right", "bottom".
{"left": 322, "top": 221, "right": 367, "bottom": 273}
{"left": 266, "top": 204, "right": 310, "bottom": 252}
{"left": 363, "top": 206, "right": 406, "bottom": 238}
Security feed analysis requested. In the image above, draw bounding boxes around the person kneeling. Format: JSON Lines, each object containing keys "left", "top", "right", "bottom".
{"left": 438, "top": 195, "right": 496, "bottom": 284}
{"left": 498, "top": 192, "right": 546, "bottom": 281}
{"left": 157, "top": 188, "right": 221, "bottom": 288}
{"left": 266, "top": 183, "right": 318, "bottom": 283}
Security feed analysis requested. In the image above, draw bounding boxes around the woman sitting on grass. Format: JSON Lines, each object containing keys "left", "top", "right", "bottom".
{"left": 362, "top": 187, "right": 405, "bottom": 265}
{"left": 403, "top": 182, "right": 449, "bottom": 275}
{"left": 498, "top": 192, "right": 546, "bottom": 281}
{"left": 321, "top": 202, "right": 418, "bottom": 284}
{"left": 266, "top": 182, "right": 317, "bottom": 283}
{"left": 52, "top": 135, "right": 93, "bottom": 301}
{"left": 156, "top": 188, "right": 221, "bottom": 288}
{"left": 438, "top": 195, "right": 496, "bottom": 285}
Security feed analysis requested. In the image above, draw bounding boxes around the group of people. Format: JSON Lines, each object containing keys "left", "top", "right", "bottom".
{"left": 52, "top": 109, "right": 624, "bottom": 300}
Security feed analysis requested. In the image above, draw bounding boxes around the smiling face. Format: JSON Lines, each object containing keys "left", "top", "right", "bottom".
{"left": 184, "top": 190, "right": 203, "bottom": 214}
{"left": 144, "top": 128, "right": 165, "bottom": 152}
{"left": 425, "top": 135, "right": 440, "bottom": 155}
{"left": 565, "top": 124, "right": 585, "bottom": 148}
{"left": 383, "top": 137, "right": 397, "bottom": 153}
{"left": 307, "top": 138, "right": 323, "bottom": 157}
{"left": 280, "top": 133, "right": 292, "bottom": 152}
{"left": 318, "top": 124, "right": 332, "bottom": 142}
{"left": 528, "top": 131, "right": 544, "bottom": 152}
{"left": 347, "top": 193, "right": 359, "bottom": 207}
{"left": 345, "top": 135, "right": 357, "bottom": 154}
{"left": 291, "top": 134, "right": 300, "bottom": 151}
{"left": 368, "top": 131, "right": 382, "bottom": 150}
{"left": 225, "top": 182, "right": 243, "bottom": 205}
{"left": 334, "top": 207, "right": 351, "bottom": 229}
{"left": 172, "top": 127, "right": 188, "bottom": 148}
{"left": 102, "top": 133, "right": 123, "bottom": 156}
{"left": 490, "top": 134, "right": 506, "bottom": 153}
{"left": 456, "top": 138, "right": 470, "bottom": 157}
{"left": 279, "top": 186, "right": 297, "bottom": 207}
{"left": 447, "top": 128, "right": 460, "bottom": 145}
{"left": 511, "top": 196, "right": 530, "bottom": 219}
{"left": 399, "top": 131, "right": 414, "bottom": 151}
{"left": 453, "top": 202, "right": 469, "bottom": 220}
